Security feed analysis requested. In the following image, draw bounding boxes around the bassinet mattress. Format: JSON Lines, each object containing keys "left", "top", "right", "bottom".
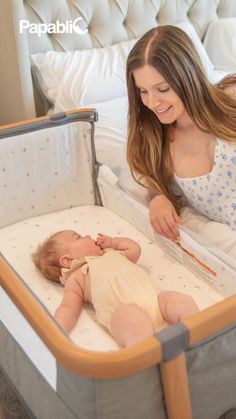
{"left": 0, "top": 204, "right": 222, "bottom": 351}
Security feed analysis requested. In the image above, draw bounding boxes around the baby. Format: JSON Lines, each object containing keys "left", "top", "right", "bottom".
{"left": 32, "top": 230, "right": 199, "bottom": 347}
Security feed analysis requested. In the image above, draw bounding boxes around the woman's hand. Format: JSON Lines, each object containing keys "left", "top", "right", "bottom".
{"left": 149, "top": 195, "right": 181, "bottom": 241}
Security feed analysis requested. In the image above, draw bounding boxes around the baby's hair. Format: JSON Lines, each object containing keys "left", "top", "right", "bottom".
{"left": 32, "top": 232, "right": 63, "bottom": 282}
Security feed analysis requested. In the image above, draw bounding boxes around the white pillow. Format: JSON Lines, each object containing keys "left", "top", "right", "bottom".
{"left": 89, "top": 96, "right": 151, "bottom": 206}
{"left": 89, "top": 96, "right": 128, "bottom": 172}
{"left": 175, "top": 21, "right": 214, "bottom": 77}
{"left": 31, "top": 39, "right": 138, "bottom": 112}
{"left": 203, "top": 18, "right": 236, "bottom": 72}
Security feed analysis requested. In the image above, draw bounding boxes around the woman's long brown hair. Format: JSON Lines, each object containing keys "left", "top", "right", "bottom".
{"left": 126, "top": 25, "right": 236, "bottom": 212}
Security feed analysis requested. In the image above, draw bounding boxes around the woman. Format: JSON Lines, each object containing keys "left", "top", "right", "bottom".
{"left": 126, "top": 25, "right": 236, "bottom": 241}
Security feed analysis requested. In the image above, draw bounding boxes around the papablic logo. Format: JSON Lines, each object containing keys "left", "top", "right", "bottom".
{"left": 19, "top": 17, "right": 88, "bottom": 37}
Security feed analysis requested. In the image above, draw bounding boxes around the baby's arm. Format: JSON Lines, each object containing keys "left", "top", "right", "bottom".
{"left": 97, "top": 233, "right": 141, "bottom": 263}
{"left": 55, "top": 269, "right": 84, "bottom": 332}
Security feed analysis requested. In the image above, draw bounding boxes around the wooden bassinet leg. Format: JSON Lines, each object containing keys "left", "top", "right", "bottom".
{"left": 160, "top": 353, "right": 192, "bottom": 419}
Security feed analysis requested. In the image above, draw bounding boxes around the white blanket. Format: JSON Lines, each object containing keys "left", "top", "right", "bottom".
{"left": 181, "top": 207, "right": 236, "bottom": 259}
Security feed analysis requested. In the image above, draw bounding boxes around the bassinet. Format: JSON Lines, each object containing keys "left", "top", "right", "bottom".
{"left": 1, "top": 111, "right": 236, "bottom": 419}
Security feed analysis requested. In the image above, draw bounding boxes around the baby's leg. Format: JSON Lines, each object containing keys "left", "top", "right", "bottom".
{"left": 110, "top": 304, "right": 154, "bottom": 347}
{"left": 158, "top": 291, "right": 199, "bottom": 325}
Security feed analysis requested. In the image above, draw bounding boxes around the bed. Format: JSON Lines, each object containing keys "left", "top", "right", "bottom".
{"left": 1, "top": 1, "right": 236, "bottom": 418}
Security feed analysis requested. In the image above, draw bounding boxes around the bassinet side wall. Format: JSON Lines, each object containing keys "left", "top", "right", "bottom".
{"left": 0, "top": 110, "right": 99, "bottom": 228}
{"left": 186, "top": 324, "right": 236, "bottom": 419}
{"left": 0, "top": 317, "right": 167, "bottom": 419}
{"left": 2, "top": 302, "right": 236, "bottom": 419}
{"left": 0, "top": 320, "right": 76, "bottom": 419}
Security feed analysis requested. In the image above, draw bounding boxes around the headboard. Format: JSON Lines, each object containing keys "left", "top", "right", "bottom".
{"left": 0, "top": 0, "right": 236, "bottom": 124}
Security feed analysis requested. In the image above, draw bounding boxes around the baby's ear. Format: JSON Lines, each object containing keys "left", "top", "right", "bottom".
{"left": 59, "top": 254, "right": 72, "bottom": 268}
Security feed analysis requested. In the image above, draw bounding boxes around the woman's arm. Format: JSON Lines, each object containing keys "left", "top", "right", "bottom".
{"left": 55, "top": 270, "right": 84, "bottom": 332}
{"left": 149, "top": 194, "right": 180, "bottom": 241}
{"left": 96, "top": 234, "right": 141, "bottom": 263}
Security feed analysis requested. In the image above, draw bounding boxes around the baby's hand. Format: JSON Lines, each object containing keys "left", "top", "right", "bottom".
{"left": 96, "top": 233, "right": 112, "bottom": 249}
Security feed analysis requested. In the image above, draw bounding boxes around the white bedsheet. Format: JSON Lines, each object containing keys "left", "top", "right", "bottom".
{"left": 181, "top": 207, "right": 236, "bottom": 259}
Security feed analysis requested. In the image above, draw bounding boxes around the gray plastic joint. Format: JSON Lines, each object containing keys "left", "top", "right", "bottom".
{"left": 155, "top": 322, "right": 189, "bottom": 362}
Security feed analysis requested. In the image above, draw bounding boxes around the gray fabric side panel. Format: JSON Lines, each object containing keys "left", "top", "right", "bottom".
{"left": 0, "top": 320, "right": 77, "bottom": 419}
{"left": 0, "top": 367, "right": 35, "bottom": 419}
{"left": 57, "top": 365, "right": 96, "bottom": 419}
{"left": 186, "top": 324, "right": 236, "bottom": 419}
{"left": 57, "top": 363, "right": 167, "bottom": 419}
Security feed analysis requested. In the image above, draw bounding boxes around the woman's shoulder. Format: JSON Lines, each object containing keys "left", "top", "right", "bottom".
{"left": 216, "top": 138, "right": 236, "bottom": 155}
{"left": 217, "top": 137, "right": 236, "bottom": 144}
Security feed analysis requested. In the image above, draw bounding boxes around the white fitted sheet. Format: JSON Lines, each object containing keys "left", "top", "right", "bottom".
{"left": 0, "top": 205, "right": 222, "bottom": 354}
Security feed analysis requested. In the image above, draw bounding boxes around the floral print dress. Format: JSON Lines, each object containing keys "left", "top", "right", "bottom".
{"left": 174, "top": 138, "right": 236, "bottom": 230}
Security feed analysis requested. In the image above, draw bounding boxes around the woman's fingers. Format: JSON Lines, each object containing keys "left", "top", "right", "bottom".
{"left": 173, "top": 210, "right": 181, "bottom": 225}
{"left": 159, "top": 218, "right": 175, "bottom": 239}
{"left": 151, "top": 213, "right": 180, "bottom": 240}
{"left": 161, "top": 214, "right": 179, "bottom": 240}
{"left": 149, "top": 194, "right": 181, "bottom": 241}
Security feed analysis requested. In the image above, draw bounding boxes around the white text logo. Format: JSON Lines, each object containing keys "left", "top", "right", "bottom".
{"left": 19, "top": 18, "right": 88, "bottom": 37}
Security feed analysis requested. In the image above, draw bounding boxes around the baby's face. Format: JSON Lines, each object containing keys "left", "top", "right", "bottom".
{"left": 56, "top": 230, "right": 103, "bottom": 259}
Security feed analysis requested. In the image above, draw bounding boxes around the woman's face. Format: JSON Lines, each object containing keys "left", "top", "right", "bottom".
{"left": 133, "top": 65, "right": 189, "bottom": 126}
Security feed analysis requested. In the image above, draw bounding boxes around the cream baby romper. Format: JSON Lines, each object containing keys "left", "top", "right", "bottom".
{"left": 61, "top": 249, "right": 165, "bottom": 331}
